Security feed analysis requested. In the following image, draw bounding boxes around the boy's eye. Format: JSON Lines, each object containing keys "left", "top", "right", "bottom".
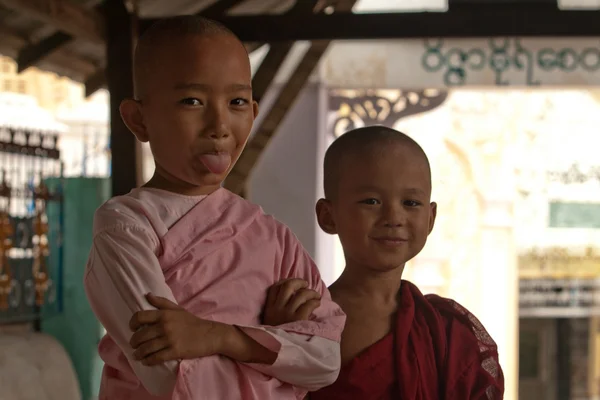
{"left": 404, "top": 200, "right": 422, "bottom": 207}
{"left": 231, "top": 98, "right": 249, "bottom": 106}
{"left": 180, "top": 98, "right": 201, "bottom": 106}
{"left": 360, "top": 198, "right": 380, "bottom": 205}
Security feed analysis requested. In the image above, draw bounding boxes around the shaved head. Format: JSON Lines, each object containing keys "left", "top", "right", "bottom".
{"left": 323, "top": 126, "right": 431, "bottom": 200}
{"left": 134, "top": 15, "right": 242, "bottom": 99}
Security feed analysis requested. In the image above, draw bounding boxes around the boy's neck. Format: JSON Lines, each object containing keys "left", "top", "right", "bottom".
{"left": 144, "top": 172, "right": 221, "bottom": 196}
{"left": 331, "top": 264, "right": 404, "bottom": 306}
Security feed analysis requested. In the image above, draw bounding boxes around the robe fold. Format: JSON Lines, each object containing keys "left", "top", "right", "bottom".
{"left": 311, "top": 281, "right": 504, "bottom": 400}
{"left": 85, "top": 187, "right": 345, "bottom": 400}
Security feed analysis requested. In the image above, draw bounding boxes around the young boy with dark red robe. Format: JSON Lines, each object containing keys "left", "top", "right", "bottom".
{"left": 264, "top": 126, "right": 504, "bottom": 399}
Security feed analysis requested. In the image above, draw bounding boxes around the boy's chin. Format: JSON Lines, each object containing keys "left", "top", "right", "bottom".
{"left": 192, "top": 172, "right": 229, "bottom": 188}
{"left": 370, "top": 263, "right": 405, "bottom": 274}
{"left": 357, "top": 258, "right": 406, "bottom": 274}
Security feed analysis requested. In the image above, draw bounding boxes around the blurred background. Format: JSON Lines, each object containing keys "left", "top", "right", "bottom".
{"left": 1, "top": 1, "right": 600, "bottom": 399}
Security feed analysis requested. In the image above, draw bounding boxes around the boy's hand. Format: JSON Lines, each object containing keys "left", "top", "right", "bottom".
{"left": 262, "top": 278, "right": 321, "bottom": 326}
{"left": 129, "top": 294, "right": 226, "bottom": 366}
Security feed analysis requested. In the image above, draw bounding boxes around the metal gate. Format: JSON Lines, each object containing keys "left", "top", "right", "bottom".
{"left": 0, "top": 126, "right": 63, "bottom": 328}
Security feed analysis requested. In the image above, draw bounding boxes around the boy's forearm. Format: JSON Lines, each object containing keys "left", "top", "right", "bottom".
{"left": 235, "top": 327, "right": 342, "bottom": 391}
{"left": 217, "top": 323, "right": 278, "bottom": 365}
{"left": 213, "top": 322, "right": 341, "bottom": 390}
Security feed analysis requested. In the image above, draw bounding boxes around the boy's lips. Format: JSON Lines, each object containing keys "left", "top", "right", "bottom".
{"left": 371, "top": 236, "right": 408, "bottom": 246}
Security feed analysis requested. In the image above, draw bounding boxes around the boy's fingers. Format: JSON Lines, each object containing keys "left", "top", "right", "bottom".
{"left": 295, "top": 299, "right": 321, "bottom": 321}
{"left": 130, "top": 324, "right": 163, "bottom": 348}
{"left": 133, "top": 337, "right": 170, "bottom": 361}
{"left": 141, "top": 347, "right": 178, "bottom": 366}
{"left": 288, "top": 289, "right": 321, "bottom": 313}
{"left": 276, "top": 279, "right": 309, "bottom": 305}
{"left": 129, "top": 310, "right": 162, "bottom": 331}
{"left": 146, "top": 294, "right": 181, "bottom": 310}
{"left": 266, "top": 283, "right": 281, "bottom": 309}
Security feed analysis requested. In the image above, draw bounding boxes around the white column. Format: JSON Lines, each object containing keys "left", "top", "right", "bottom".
{"left": 249, "top": 84, "right": 322, "bottom": 259}
{"left": 479, "top": 199, "right": 519, "bottom": 400}
{"left": 313, "top": 83, "right": 341, "bottom": 286}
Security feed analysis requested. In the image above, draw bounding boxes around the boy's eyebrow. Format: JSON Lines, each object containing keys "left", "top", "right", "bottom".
{"left": 173, "top": 83, "right": 252, "bottom": 91}
{"left": 352, "top": 184, "right": 383, "bottom": 193}
{"left": 404, "top": 188, "right": 427, "bottom": 195}
{"left": 353, "top": 185, "right": 427, "bottom": 195}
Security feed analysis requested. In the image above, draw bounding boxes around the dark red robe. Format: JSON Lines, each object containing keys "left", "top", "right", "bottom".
{"left": 311, "top": 281, "right": 504, "bottom": 400}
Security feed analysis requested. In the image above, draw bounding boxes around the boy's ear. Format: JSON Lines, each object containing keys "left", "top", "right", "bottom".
{"left": 428, "top": 202, "right": 437, "bottom": 234}
{"left": 252, "top": 100, "right": 259, "bottom": 120}
{"left": 120, "top": 98, "right": 149, "bottom": 142}
{"left": 316, "top": 198, "right": 337, "bottom": 235}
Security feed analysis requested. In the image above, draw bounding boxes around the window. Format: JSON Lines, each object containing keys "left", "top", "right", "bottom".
{"left": 17, "top": 80, "right": 26, "bottom": 93}
{"left": 519, "top": 329, "right": 540, "bottom": 379}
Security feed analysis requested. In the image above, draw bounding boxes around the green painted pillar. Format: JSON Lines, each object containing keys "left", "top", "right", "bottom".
{"left": 42, "top": 177, "right": 111, "bottom": 400}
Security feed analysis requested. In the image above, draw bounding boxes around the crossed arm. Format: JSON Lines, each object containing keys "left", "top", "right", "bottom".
{"left": 84, "top": 225, "right": 343, "bottom": 396}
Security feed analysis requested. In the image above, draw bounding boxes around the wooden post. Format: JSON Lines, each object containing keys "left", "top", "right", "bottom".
{"left": 556, "top": 318, "right": 571, "bottom": 400}
{"left": 105, "top": 0, "right": 136, "bottom": 196}
{"left": 588, "top": 317, "right": 599, "bottom": 398}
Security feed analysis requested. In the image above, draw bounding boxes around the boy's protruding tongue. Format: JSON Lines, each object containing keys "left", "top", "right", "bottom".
{"left": 199, "top": 153, "right": 231, "bottom": 174}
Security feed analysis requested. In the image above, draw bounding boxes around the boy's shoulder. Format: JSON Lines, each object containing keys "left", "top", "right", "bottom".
{"left": 406, "top": 282, "right": 490, "bottom": 341}
{"left": 424, "top": 293, "right": 504, "bottom": 394}
{"left": 424, "top": 293, "right": 501, "bottom": 379}
{"left": 424, "top": 293, "right": 479, "bottom": 325}
{"left": 93, "top": 190, "right": 159, "bottom": 235}
{"left": 234, "top": 195, "right": 298, "bottom": 240}
{"left": 425, "top": 293, "right": 497, "bottom": 349}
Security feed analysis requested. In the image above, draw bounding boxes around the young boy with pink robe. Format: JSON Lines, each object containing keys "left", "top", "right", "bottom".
{"left": 83, "top": 16, "right": 345, "bottom": 400}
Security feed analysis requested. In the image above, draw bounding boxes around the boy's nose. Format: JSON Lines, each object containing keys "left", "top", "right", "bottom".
{"left": 205, "top": 107, "right": 230, "bottom": 139}
{"left": 383, "top": 205, "right": 407, "bottom": 227}
{"left": 384, "top": 220, "right": 403, "bottom": 228}
{"left": 208, "top": 129, "right": 229, "bottom": 139}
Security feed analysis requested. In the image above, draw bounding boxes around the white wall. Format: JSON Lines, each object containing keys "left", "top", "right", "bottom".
{"left": 248, "top": 83, "right": 322, "bottom": 261}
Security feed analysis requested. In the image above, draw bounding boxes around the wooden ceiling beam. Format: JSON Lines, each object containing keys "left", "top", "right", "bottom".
{"left": 251, "top": 42, "right": 294, "bottom": 103}
{"left": 84, "top": 68, "right": 106, "bottom": 97}
{"left": 448, "top": 0, "right": 558, "bottom": 8}
{"left": 224, "top": 0, "right": 358, "bottom": 196}
{"left": 0, "top": 0, "right": 105, "bottom": 43}
{"left": 15, "top": 3, "right": 106, "bottom": 75}
{"left": 0, "top": 26, "right": 96, "bottom": 80}
{"left": 42, "top": 49, "right": 97, "bottom": 78}
{"left": 250, "top": 0, "right": 322, "bottom": 102}
{"left": 141, "top": 4, "right": 600, "bottom": 41}
{"left": 17, "top": 32, "right": 74, "bottom": 73}
{"left": 199, "top": 0, "right": 247, "bottom": 17}
{"left": 12, "top": 0, "right": 248, "bottom": 77}
{"left": 0, "top": 27, "right": 27, "bottom": 58}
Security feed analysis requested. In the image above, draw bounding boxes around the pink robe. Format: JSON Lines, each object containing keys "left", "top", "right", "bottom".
{"left": 84, "top": 187, "right": 345, "bottom": 399}
{"left": 311, "top": 281, "right": 504, "bottom": 400}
